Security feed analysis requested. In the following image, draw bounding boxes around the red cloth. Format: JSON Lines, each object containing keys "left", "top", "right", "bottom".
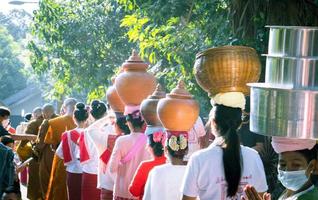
{"left": 62, "top": 130, "right": 80, "bottom": 163}
{"left": 100, "top": 188, "right": 113, "bottom": 200}
{"left": 78, "top": 132, "right": 90, "bottom": 163}
{"left": 20, "top": 167, "right": 28, "bottom": 185}
{"left": 67, "top": 172, "right": 82, "bottom": 200}
{"left": 100, "top": 135, "right": 119, "bottom": 165}
{"left": 8, "top": 127, "right": 16, "bottom": 134}
{"left": 81, "top": 172, "right": 101, "bottom": 200}
{"left": 129, "top": 156, "right": 166, "bottom": 200}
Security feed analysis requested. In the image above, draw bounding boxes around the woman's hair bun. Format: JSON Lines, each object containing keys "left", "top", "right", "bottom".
{"left": 74, "top": 102, "right": 89, "bottom": 122}
{"left": 76, "top": 102, "right": 86, "bottom": 110}
{"left": 90, "top": 100, "right": 107, "bottom": 120}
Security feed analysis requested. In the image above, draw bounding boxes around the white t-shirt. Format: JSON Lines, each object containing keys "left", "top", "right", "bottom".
{"left": 185, "top": 117, "right": 206, "bottom": 160}
{"left": 56, "top": 128, "right": 83, "bottom": 174}
{"left": 80, "top": 126, "right": 100, "bottom": 174}
{"left": 182, "top": 144, "right": 268, "bottom": 200}
{"left": 86, "top": 120, "right": 116, "bottom": 190}
{"left": 143, "top": 163, "right": 186, "bottom": 200}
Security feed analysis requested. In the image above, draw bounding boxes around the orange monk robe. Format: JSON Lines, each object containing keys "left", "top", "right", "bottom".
{"left": 33, "top": 114, "right": 58, "bottom": 199}
{"left": 44, "top": 115, "right": 76, "bottom": 200}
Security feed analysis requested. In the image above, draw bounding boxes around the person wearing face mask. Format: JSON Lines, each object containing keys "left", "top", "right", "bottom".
{"left": 242, "top": 137, "right": 318, "bottom": 200}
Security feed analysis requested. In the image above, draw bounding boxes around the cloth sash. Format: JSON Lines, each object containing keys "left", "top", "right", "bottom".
{"left": 62, "top": 130, "right": 80, "bottom": 164}
{"left": 120, "top": 134, "right": 147, "bottom": 165}
{"left": 100, "top": 135, "right": 119, "bottom": 165}
{"left": 79, "top": 132, "right": 90, "bottom": 163}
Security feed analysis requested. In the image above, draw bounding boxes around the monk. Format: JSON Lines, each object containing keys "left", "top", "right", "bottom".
{"left": 17, "top": 107, "right": 44, "bottom": 200}
{"left": 44, "top": 98, "right": 77, "bottom": 200}
{"left": 33, "top": 104, "right": 58, "bottom": 199}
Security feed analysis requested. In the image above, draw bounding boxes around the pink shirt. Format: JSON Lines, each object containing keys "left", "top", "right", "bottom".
{"left": 109, "top": 132, "right": 150, "bottom": 199}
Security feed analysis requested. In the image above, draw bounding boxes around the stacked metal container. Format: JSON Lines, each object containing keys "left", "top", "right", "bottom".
{"left": 249, "top": 26, "right": 318, "bottom": 139}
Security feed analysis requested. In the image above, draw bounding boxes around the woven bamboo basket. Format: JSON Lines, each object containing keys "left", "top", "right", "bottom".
{"left": 194, "top": 46, "right": 261, "bottom": 96}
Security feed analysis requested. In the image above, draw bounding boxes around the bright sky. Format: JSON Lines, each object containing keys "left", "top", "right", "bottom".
{"left": 0, "top": 0, "right": 39, "bottom": 14}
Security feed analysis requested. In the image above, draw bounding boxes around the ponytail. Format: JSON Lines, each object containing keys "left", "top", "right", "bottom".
{"left": 213, "top": 104, "right": 242, "bottom": 197}
{"left": 223, "top": 128, "right": 241, "bottom": 197}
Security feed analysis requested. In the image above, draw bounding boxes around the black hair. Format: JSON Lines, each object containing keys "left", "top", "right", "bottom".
{"left": 74, "top": 103, "right": 89, "bottom": 122}
{"left": 213, "top": 104, "right": 242, "bottom": 197}
{"left": 148, "top": 134, "right": 164, "bottom": 157}
{"left": 90, "top": 100, "right": 107, "bottom": 120}
{"left": 24, "top": 113, "right": 32, "bottom": 122}
{"left": 0, "top": 107, "right": 10, "bottom": 117}
{"left": 296, "top": 144, "right": 318, "bottom": 163}
{"left": 126, "top": 110, "right": 144, "bottom": 129}
{"left": 166, "top": 135, "right": 188, "bottom": 159}
{"left": 3, "top": 186, "right": 21, "bottom": 199}
{"left": 116, "top": 117, "right": 130, "bottom": 135}
{"left": 1, "top": 136, "right": 14, "bottom": 146}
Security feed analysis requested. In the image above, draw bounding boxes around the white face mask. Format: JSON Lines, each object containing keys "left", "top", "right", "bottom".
{"left": 278, "top": 169, "right": 308, "bottom": 191}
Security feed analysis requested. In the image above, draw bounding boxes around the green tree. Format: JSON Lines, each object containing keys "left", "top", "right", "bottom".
{"left": 0, "top": 10, "right": 31, "bottom": 41}
{"left": 28, "top": 0, "right": 136, "bottom": 102}
{"left": 120, "top": 0, "right": 237, "bottom": 116}
{"left": 0, "top": 26, "right": 27, "bottom": 100}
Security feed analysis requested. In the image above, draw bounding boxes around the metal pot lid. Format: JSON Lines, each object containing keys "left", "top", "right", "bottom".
{"left": 262, "top": 54, "right": 318, "bottom": 60}
{"left": 266, "top": 25, "right": 318, "bottom": 30}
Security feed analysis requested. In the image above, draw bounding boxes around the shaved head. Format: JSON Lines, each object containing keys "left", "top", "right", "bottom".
{"left": 32, "top": 107, "right": 43, "bottom": 119}
{"left": 63, "top": 98, "right": 77, "bottom": 115}
{"left": 42, "top": 104, "right": 55, "bottom": 119}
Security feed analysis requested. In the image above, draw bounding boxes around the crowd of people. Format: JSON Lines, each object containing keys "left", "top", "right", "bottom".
{"left": 0, "top": 93, "right": 318, "bottom": 200}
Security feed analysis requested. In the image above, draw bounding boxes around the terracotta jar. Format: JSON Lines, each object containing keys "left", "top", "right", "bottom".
{"left": 140, "top": 84, "right": 166, "bottom": 126}
{"left": 194, "top": 46, "right": 261, "bottom": 96}
{"left": 106, "top": 77, "right": 125, "bottom": 113}
{"left": 115, "top": 50, "right": 157, "bottom": 106}
{"left": 157, "top": 80, "right": 199, "bottom": 131}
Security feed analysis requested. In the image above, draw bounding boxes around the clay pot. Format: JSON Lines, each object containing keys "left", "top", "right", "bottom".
{"left": 106, "top": 77, "right": 125, "bottom": 113}
{"left": 115, "top": 50, "right": 157, "bottom": 106}
{"left": 141, "top": 84, "right": 166, "bottom": 126}
{"left": 194, "top": 46, "right": 261, "bottom": 96}
{"left": 157, "top": 80, "right": 199, "bottom": 131}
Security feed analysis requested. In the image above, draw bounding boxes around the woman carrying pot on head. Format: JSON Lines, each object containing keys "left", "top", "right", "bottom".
{"left": 242, "top": 137, "right": 318, "bottom": 200}
{"left": 87, "top": 112, "right": 130, "bottom": 200}
{"left": 129, "top": 130, "right": 167, "bottom": 200}
{"left": 56, "top": 102, "right": 89, "bottom": 200}
{"left": 182, "top": 92, "right": 268, "bottom": 200}
{"left": 143, "top": 130, "right": 188, "bottom": 200}
{"left": 109, "top": 107, "right": 150, "bottom": 200}
{"left": 78, "top": 100, "right": 107, "bottom": 200}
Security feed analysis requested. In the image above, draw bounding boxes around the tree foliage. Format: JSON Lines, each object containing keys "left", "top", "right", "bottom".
{"left": 29, "top": 0, "right": 318, "bottom": 112}
{"left": 0, "top": 26, "right": 26, "bottom": 100}
{"left": 29, "top": 0, "right": 135, "bottom": 101}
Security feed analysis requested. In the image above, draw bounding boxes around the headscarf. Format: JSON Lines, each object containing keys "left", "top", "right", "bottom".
{"left": 271, "top": 136, "right": 317, "bottom": 153}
